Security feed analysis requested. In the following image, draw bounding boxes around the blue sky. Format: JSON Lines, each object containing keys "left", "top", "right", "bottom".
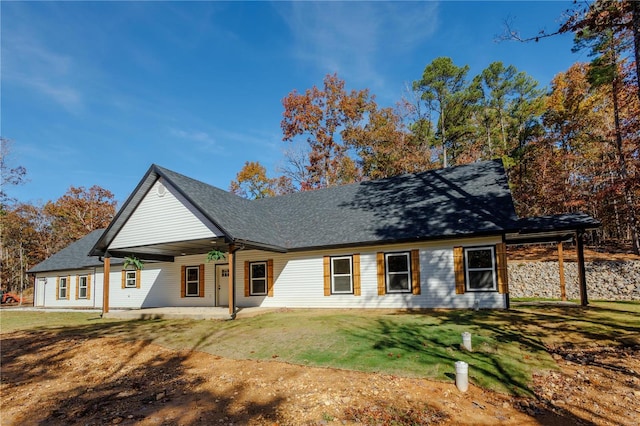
{"left": 2, "top": 1, "right": 586, "bottom": 206}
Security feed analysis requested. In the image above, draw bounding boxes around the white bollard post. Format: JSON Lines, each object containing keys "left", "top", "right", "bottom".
{"left": 455, "top": 361, "right": 469, "bottom": 392}
{"left": 462, "top": 332, "right": 472, "bottom": 351}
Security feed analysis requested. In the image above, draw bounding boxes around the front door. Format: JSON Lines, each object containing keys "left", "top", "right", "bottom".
{"left": 216, "top": 265, "right": 229, "bottom": 306}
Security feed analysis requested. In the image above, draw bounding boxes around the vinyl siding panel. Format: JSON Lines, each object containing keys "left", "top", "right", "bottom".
{"left": 108, "top": 254, "right": 223, "bottom": 309}
{"left": 234, "top": 236, "right": 506, "bottom": 309}
{"left": 110, "top": 179, "right": 223, "bottom": 250}
{"left": 33, "top": 269, "right": 102, "bottom": 309}
{"left": 33, "top": 236, "right": 506, "bottom": 310}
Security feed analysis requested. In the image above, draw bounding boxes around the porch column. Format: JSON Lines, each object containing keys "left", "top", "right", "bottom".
{"left": 557, "top": 241, "right": 567, "bottom": 301}
{"left": 576, "top": 230, "right": 588, "bottom": 306}
{"left": 228, "top": 244, "right": 236, "bottom": 318}
{"left": 102, "top": 256, "right": 110, "bottom": 315}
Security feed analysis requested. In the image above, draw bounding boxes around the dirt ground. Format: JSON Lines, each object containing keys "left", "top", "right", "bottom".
{"left": 1, "top": 331, "right": 639, "bottom": 426}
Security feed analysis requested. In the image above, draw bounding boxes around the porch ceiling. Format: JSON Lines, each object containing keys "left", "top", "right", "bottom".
{"left": 107, "top": 237, "right": 229, "bottom": 261}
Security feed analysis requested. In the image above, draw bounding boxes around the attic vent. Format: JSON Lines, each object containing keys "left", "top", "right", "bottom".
{"left": 157, "top": 183, "right": 167, "bottom": 197}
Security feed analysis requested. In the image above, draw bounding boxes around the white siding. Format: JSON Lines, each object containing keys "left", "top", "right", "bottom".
{"left": 110, "top": 179, "right": 222, "bottom": 250}
{"left": 234, "top": 236, "right": 506, "bottom": 310}
{"left": 108, "top": 254, "right": 223, "bottom": 309}
{"left": 33, "top": 269, "right": 103, "bottom": 309}
{"left": 40, "top": 236, "right": 506, "bottom": 310}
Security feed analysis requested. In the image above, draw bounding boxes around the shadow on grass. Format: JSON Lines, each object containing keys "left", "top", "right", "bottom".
{"left": 338, "top": 305, "right": 639, "bottom": 426}
{"left": 344, "top": 315, "right": 544, "bottom": 397}
{"left": 342, "top": 304, "right": 640, "bottom": 395}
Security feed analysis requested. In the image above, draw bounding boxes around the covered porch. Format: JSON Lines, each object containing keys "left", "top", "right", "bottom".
{"left": 505, "top": 213, "right": 601, "bottom": 306}
{"left": 97, "top": 237, "right": 273, "bottom": 319}
{"left": 88, "top": 166, "right": 286, "bottom": 319}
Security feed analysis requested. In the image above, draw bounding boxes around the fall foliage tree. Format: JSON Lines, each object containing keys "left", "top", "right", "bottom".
{"left": 0, "top": 138, "right": 29, "bottom": 292}
{"left": 344, "top": 105, "right": 435, "bottom": 179}
{"left": 1, "top": 185, "right": 116, "bottom": 291}
{"left": 1, "top": 203, "right": 54, "bottom": 292}
{"left": 512, "top": 64, "right": 600, "bottom": 216}
{"left": 43, "top": 185, "right": 117, "bottom": 252}
{"left": 560, "top": 0, "right": 640, "bottom": 103}
{"left": 510, "top": 60, "right": 639, "bottom": 250}
{"left": 0, "top": 137, "right": 27, "bottom": 206}
{"left": 569, "top": 6, "right": 640, "bottom": 254}
{"left": 281, "top": 73, "right": 376, "bottom": 189}
{"left": 229, "top": 161, "right": 293, "bottom": 199}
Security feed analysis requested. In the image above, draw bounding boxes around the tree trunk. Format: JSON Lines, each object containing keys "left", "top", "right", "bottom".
{"left": 499, "top": 110, "right": 507, "bottom": 153}
{"left": 440, "top": 105, "right": 448, "bottom": 168}
{"left": 611, "top": 75, "right": 640, "bottom": 254}
{"left": 632, "top": 0, "right": 640, "bottom": 102}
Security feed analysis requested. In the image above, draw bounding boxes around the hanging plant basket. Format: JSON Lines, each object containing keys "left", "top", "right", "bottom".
{"left": 206, "top": 249, "right": 226, "bottom": 262}
{"left": 123, "top": 255, "right": 144, "bottom": 270}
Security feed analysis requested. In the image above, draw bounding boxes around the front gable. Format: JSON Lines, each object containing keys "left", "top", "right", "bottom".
{"left": 109, "top": 178, "right": 223, "bottom": 250}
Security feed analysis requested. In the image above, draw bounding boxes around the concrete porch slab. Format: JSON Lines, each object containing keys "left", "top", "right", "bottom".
{"left": 102, "top": 306, "right": 279, "bottom": 320}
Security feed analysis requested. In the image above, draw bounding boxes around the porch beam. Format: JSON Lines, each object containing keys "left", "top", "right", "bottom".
{"left": 576, "top": 230, "right": 588, "bottom": 306}
{"left": 108, "top": 251, "right": 175, "bottom": 263}
{"left": 102, "top": 256, "right": 110, "bottom": 315}
{"left": 557, "top": 241, "right": 567, "bottom": 301}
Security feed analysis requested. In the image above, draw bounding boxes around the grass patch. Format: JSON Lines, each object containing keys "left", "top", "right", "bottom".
{"left": 0, "top": 311, "right": 111, "bottom": 332}
{"left": 2, "top": 302, "right": 638, "bottom": 396}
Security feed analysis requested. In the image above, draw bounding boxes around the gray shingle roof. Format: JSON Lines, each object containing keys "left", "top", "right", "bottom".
{"left": 27, "top": 229, "right": 123, "bottom": 274}
{"left": 93, "top": 159, "right": 520, "bottom": 255}
{"left": 256, "top": 159, "right": 520, "bottom": 249}
{"left": 154, "top": 166, "right": 285, "bottom": 246}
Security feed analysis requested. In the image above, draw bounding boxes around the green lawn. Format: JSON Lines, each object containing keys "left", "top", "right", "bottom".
{"left": 2, "top": 301, "right": 638, "bottom": 396}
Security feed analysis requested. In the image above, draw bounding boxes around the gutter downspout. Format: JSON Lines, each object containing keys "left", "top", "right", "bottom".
{"left": 228, "top": 243, "right": 245, "bottom": 320}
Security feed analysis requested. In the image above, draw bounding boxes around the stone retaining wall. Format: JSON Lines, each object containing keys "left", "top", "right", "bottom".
{"left": 508, "top": 260, "right": 640, "bottom": 300}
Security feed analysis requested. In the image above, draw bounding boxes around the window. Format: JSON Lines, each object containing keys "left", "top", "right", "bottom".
{"left": 377, "top": 250, "right": 420, "bottom": 296}
{"left": 331, "top": 256, "right": 353, "bottom": 294}
{"left": 58, "top": 276, "right": 68, "bottom": 299}
{"left": 221, "top": 269, "right": 229, "bottom": 277}
{"left": 181, "top": 265, "right": 204, "bottom": 298}
{"left": 464, "top": 247, "right": 497, "bottom": 291}
{"left": 385, "top": 252, "right": 411, "bottom": 293}
{"left": 249, "top": 262, "right": 267, "bottom": 295}
{"left": 78, "top": 275, "right": 88, "bottom": 299}
{"left": 185, "top": 266, "right": 200, "bottom": 296}
{"left": 245, "top": 260, "right": 274, "bottom": 297}
{"left": 125, "top": 270, "right": 137, "bottom": 288}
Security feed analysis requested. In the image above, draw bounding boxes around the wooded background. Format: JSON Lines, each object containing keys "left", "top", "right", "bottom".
{"left": 2, "top": 0, "right": 638, "bottom": 292}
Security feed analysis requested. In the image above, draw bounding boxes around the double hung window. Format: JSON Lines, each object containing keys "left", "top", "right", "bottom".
{"left": 331, "top": 256, "right": 353, "bottom": 294}
{"left": 385, "top": 252, "right": 411, "bottom": 293}
{"left": 78, "top": 275, "right": 88, "bottom": 298}
{"left": 58, "top": 276, "right": 68, "bottom": 299}
{"left": 185, "top": 266, "right": 200, "bottom": 296}
{"left": 125, "top": 270, "right": 137, "bottom": 288}
{"left": 249, "top": 262, "right": 267, "bottom": 295}
{"left": 464, "top": 247, "right": 497, "bottom": 291}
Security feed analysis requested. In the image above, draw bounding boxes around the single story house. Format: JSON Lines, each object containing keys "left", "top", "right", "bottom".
{"left": 28, "top": 159, "right": 599, "bottom": 317}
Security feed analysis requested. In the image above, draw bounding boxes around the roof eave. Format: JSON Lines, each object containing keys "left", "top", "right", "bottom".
{"left": 284, "top": 230, "right": 511, "bottom": 253}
